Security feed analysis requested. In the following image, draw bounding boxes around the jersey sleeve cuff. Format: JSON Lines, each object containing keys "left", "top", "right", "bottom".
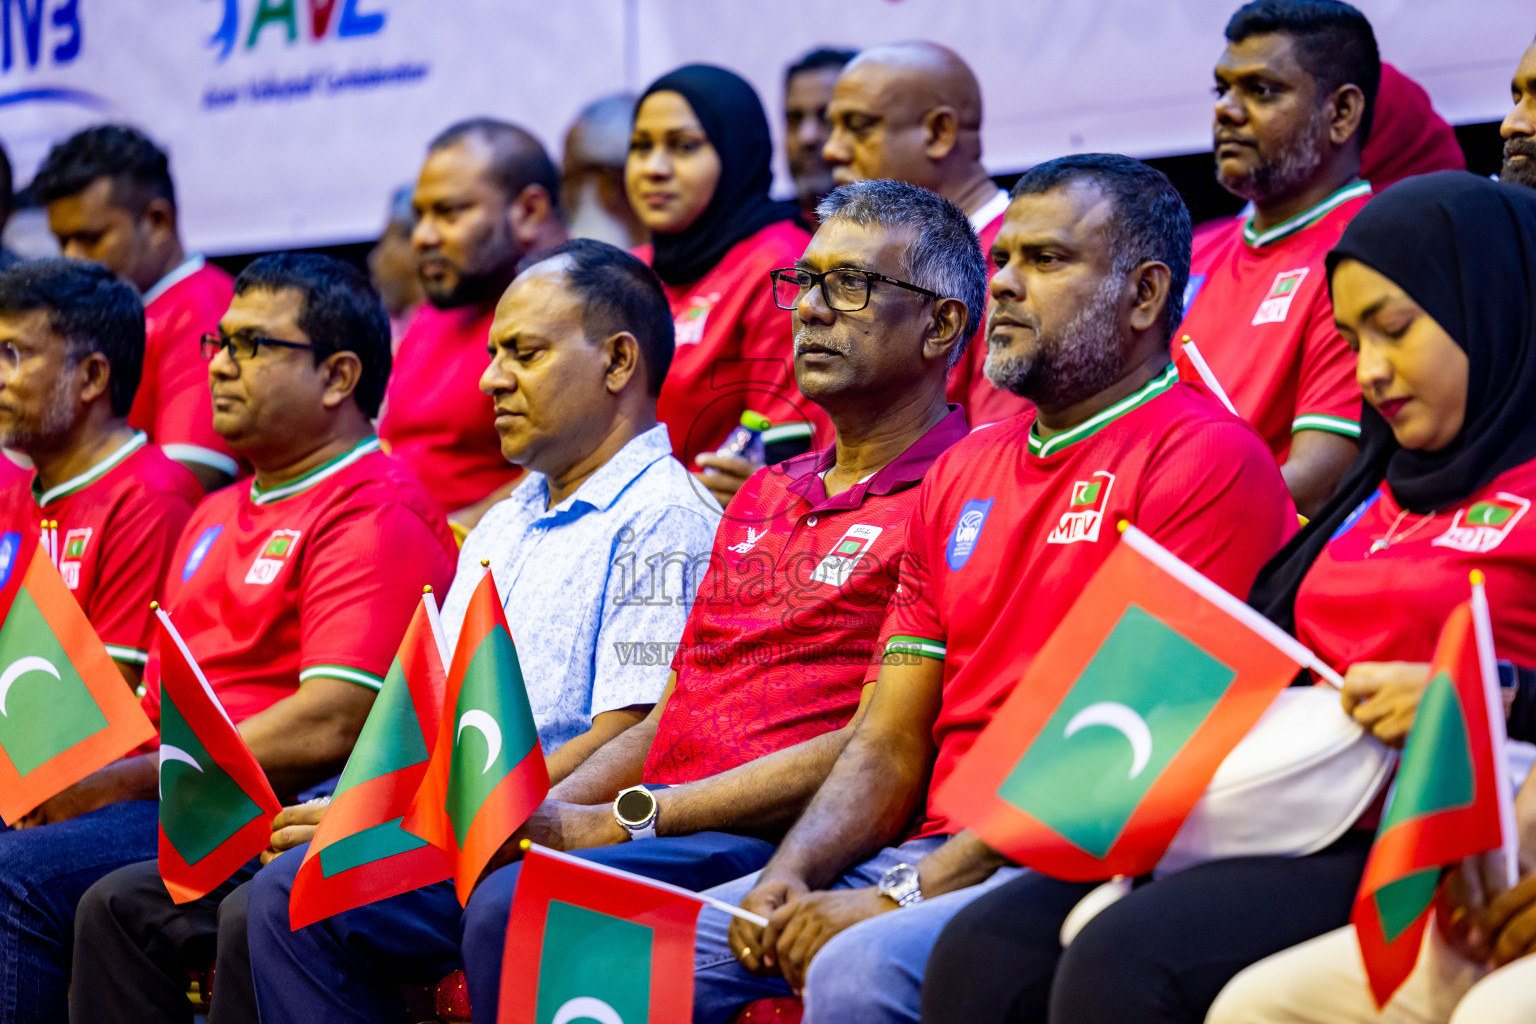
{"left": 161, "top": 444, "right": 240, "bottom": 475}
{"left": 1291, "top": 414, "right": 1361, "bottom": 439}
{"left": 104, "top": 645, "right": 149, "bottom": 665}
{"left": 884, "top": 635, "right": 947, "bottom": 661}
{"left": 298, "top": 665, "right": 386, "bottom": 691}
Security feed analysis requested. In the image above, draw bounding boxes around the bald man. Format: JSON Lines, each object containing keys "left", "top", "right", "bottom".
{"left": 824, "top": 42, "right": 1030, "bottom": 427}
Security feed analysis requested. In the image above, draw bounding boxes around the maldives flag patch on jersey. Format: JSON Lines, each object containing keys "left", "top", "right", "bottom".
{"left": 403, "top": 568, "right": 548, "bottom": 904}
{"left": 156, "top": 609, "right": 282, "bottom": 903}
{"left": 1352, "top": 585, "right": 1513, "bottom": 1007}
{"left": 0, "top": 532, "right": 156, "bottom": 824}
{"left": 934, "top": 524, "right": 1313, "bottom": 880}
{"left": 499, "top": 845, "right": 703, "bottom": 1024}
{"left": 289, "top": 591, "right": 453, "bottom": 929}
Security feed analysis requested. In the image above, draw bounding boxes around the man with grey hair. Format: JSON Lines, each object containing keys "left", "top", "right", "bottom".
{"left": 431, "top": 178, "right": 980, "bottom": 1016}
{"left": 701, "top": 154, "right": 1294, "bottom": 1024}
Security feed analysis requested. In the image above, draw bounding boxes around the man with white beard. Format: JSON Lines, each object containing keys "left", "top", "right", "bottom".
{"left": 1176, "top": 0, "right": 1380, "bottom": 518}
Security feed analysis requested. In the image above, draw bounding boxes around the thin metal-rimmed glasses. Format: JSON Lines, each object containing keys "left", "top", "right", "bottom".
{"left": 769, "top": 267, "right": 941, "bottom": 312}
{"left": 201, "top": 331, "right": 316, "bottom": 363}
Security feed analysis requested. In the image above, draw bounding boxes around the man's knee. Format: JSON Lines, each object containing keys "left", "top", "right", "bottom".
{"left": 218, "top": 880, "right": 251, "bottom": 947}
{"left": 245, "top": 849, "right": 302, "bottom": 938}
{"left": 803, "top": 922, "right": 918, "bottom": 1017}
{"left": 461, "top": 862, "right": 522, "bottom": 952}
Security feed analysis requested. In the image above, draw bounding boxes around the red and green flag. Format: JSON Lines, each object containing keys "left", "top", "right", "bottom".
{"left": 288, "top": 591, "right": 453, "bottom": 929}
{"left": 934, "top": 523, "right": 1325, "bottom": 881}
{"left": 499, "top": 845, "right": 706, "bottom": 1024}
{"left": 156, "top": 608, "right": 282, "bottom": 903}
{"left": 1352, "top": 581, "right": 1515, "bottom": 1007}
{"left": 403, "top": 568, "right": 548, "bottom": 904}
{"left": 0, "top": 530, "right": 156, "bottom": 823}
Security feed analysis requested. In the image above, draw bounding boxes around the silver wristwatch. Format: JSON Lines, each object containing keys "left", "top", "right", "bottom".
{"left": 877, "top": 862, "right": 924, "bottom": 907}
{"left": 613, "top": 785, "right": 659, "bottom": 841}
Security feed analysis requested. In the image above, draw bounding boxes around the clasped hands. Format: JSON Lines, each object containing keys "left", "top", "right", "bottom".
{"left": 729, "top": 876, "right": 896, "bottom": 995}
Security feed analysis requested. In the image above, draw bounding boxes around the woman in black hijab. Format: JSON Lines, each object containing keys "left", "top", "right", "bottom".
{"left": 920, "top": 172, "right": 1536, "bottom": 1024}
{"left": 626, "top": 64, "right": 826, "bottom": 501}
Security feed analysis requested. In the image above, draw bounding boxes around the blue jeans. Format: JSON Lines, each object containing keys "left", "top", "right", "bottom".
{"left": 692, "top": 837, "right": 1025, "bottom": 1024}
{"left": 246, "top": 831, "right": 776, "bottom": 1024}
{"left": 0, "top": 800, "right": 159, "bottom": 1024}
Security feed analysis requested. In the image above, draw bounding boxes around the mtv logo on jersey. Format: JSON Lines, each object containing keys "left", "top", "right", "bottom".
{"left": 1251, "top": 268, "right": 1309, "bottom": 326}
{"left": 245, "top": 529, "right": 302, "bottom": 586}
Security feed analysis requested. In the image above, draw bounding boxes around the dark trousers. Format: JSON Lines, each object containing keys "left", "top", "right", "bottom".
{"left": 68, "top": 857, "right": 261, "bottom": 1024}
{"left": 246, "top": 831, "right": 776, "bottom": 1024}
{"left": 921, "top": 831, "right": 1372, "bottom": 1024}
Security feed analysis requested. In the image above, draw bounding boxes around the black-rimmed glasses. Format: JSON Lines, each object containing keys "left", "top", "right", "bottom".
{"left": 201, "top": 331, "right": 316, "bottom": 363}
{"left": 769, "top": 267, "right": 941, "bottom": 312}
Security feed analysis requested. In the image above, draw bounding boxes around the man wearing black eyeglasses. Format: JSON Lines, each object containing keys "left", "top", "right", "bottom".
{"left": 0, "top": 252, "right": 459, "bottom": 1024}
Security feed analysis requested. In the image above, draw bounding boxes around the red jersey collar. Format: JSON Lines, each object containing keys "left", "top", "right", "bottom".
{"left": 784, "top": 404, "right": 968, "bottom": 510}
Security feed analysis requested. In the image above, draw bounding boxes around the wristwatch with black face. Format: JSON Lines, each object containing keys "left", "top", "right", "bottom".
{"left": 613, "top": 785, "right": 659, "bottom": 841}
{"left": 877, "top": 862, "right": 924, "bottom": 907}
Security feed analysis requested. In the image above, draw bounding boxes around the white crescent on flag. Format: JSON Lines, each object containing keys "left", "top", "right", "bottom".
{"left": 552, "top": 997, "right": 626, "bottom": 1024}
{"left": 158, "top": 744, "right": 204, "bottom": 798}
{"left": 0, "top": 656, "right": 61, "bottom": 716}
{"left": 456, "top": 710, "right": 502, "bottom": 775}
{"left": 1064, "top": 701, "right": 1154, "bottom": 780}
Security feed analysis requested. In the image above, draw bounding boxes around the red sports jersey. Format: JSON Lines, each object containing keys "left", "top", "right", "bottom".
{"left": 877, "top": 369, "right": 1296, "bottom": 839}
{"left": 132, "top": 257, "right": 239, "bottom": 477}
{"left": 636, "top": 221, "right": 834, "bottom": 466}
{"left": 642, "top": 406, "right": 969, "bottom": 784}
{"left": 6, "top": 433, "right": 202, "bottom": 666}
{"left": 377, "top": 304, "right": 523, "bottom": 514}
{"left": 945, "top": 195, "right": 1035, "bottom": 428}
{"left": 140, "top": 438, "right": 457, "bottom": 726}
{"left": 1297, "top": 458, "right": 1536, "bottom": 673}
{"left": 1177, "top": 182, "right": 1370, "bottom": 461}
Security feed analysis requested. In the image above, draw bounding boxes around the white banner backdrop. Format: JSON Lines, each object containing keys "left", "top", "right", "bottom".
{"left": 0, "top": 0, "right": 1523, "bottom": 255}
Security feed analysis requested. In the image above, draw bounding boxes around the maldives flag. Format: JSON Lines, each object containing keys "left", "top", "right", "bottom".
{"left": 934, "top": 524, "right": 1316, "bottom": 881}
{"left": 1172, "top": 336, "right": 1239, "bottom": 416}
{"left": 1352, "top": 585, "right": 1514, "bottom": 1007}
{"left": 156, "top": 609, "right": 282, "bottom": 903}
{"left": 288, "top": 592, "right": 453, "bottom": 929}
{"left": 499, "top": 845, "right": 702, "bottom": 1024}
{"left": 403, "top": 568, "right": 548, "bottom": 904}
{"left": 0, "top": 530, "right": 156, "bottom": 823}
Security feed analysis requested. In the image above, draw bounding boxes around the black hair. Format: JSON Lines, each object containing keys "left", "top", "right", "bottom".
{"left": 427, "top": 118, "right": 562, "bottom": 213}
{"left": 0, "top": 140, "right": 13, "bottom": 225}
{"left": 0, "top": 257, "right": 144, "bottom": 415}
{"left": 31, "top": 124, "right": 177, "bottom": 216}
{"left": 233, "top": 253, "right": 392, "bottom": 417}
{"left": 515, "top": 239, "right": 675, "bottom": 396}
{"left": 786, "top": 47, "right": 858, "bottom": 84}
{"left": 1226, "top": 0, "right": 1381, "bottom": 142}
{"left": 1010, "top": 154, "right": 1193, "bottom": 340}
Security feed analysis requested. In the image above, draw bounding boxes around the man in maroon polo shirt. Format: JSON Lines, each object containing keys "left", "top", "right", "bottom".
{"left": 378, "top": 118, "right": 567, "bottom": 528}
{"left": 246, "top": 177, "right": 987, "bottom": 1020}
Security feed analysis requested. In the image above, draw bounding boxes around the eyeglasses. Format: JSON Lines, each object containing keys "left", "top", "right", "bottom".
{"left": 201, "top": 332, "right": 316, "bottom": 363}
{"left": 0, "top": 341, "right": 17, "bottom": 380}
{"left": 769, "top": 267, "right": 941, "bottom": 313}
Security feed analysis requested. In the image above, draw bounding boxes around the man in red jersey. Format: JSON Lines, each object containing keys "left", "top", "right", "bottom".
{"left": 822, "top": 41, "right": 1029, "bottom": 428}
{"left": 379, "top": 118, "right": 568, "bottom": 528}
{"left": 1177, "top": 0, "right": 1381, "bottom": 516}
{"left": 1503, "top": 37, "right": 1536, "bottom": 190}
{"left": 32, "top": 125, "right": 238, "bottom": 491}
{"left": 699, "top": 155, "right": 1295, "bottom": 1024}
{"left": 784, "top": 47, "right": 857, "bottom": 226}
{"left": 0, "top": 259, "right": 201, "bottom": 694}
{"left": 0, "top": 253, "right": 458, "bottom": 1024}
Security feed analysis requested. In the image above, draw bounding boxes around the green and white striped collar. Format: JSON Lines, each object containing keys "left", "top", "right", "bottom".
{"left": 1242, "top": 181, "right": 1372, "bottom": 249}
{"left": 1028, "top": 364, "right": 1178, "bottom": 459}
{"left": 34, "top": 431, "right": 148, "bottom": 507}
{"left": 249, "top": 436, "right": 380, "bottom": 506}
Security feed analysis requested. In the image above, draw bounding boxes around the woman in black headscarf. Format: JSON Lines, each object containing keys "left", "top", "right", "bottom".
{"left": 921, "top": 172, "right": 1536, "bottom": 1024}
{"left": 627, "top": 64, "right": 827, "bottom": 502}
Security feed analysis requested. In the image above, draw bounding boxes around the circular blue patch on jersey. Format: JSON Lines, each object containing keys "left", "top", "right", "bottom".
{"left": 0, "top": 531, "right": 19, "bottom": 589}
{"left": 182, "top": 525, "right": 223, "bottom": 581}
{"left": 947, "top": 498, "right": 995, "bottom": 571}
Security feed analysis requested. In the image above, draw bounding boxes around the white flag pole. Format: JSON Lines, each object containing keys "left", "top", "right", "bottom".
{"left": 522, "top": 841, "right": 770, "bottom": 927}
{"left": 1470, "top": 572, "right": 1520, "bottom": 888}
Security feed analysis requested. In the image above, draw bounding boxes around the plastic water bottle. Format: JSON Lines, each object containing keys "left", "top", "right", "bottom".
{"left": 706, "top": 410, "right": 770, "bottom": 474}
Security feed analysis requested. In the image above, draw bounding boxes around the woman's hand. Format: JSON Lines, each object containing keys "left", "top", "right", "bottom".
{"left": 1341, "top": 662, "right": 1432, "bottom": 746}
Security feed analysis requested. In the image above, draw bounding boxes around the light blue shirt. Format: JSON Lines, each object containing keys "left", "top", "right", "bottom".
{"left": 439, "top": 424, "right": 719, "bottom": 753}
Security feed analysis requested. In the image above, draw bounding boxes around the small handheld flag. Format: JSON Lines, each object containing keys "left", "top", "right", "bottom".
{"left": 1352, "top": 575, "right": 1514, "bottom": 1007}
{"left": 499, "top": 844, "right": 766, "bottom": 1024}
{"left": 1173, "top": 337, "right": 1239, "bottom": 416}
{"left": 403, "top": 568, "right": 549, "bottom": 904}
{"left": 0, "top": 531, "right": 156, "bottom": 824}
{"left": 934, "top": 523, "right": 1329, "bottom": 881}
{"left": 156, "top": 608, "right": 282, "bottom": 903}
{"left": 289, "top": 589, "right": 453, "bottom": 929}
